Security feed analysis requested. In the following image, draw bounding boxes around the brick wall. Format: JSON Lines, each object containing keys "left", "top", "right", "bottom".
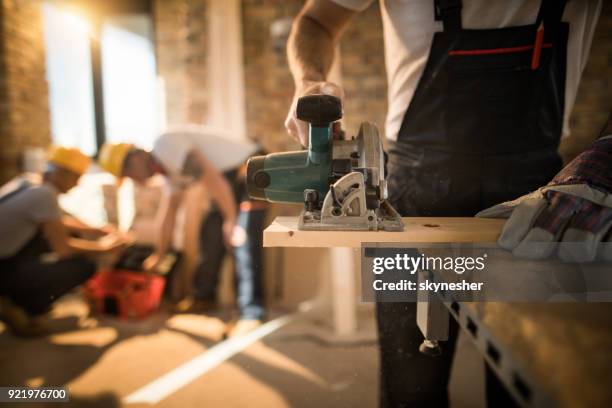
{"left": 241, "top": 0, "right": 303, "bottom": 152}
{"left": 152, "top": 0, "right": 386, "bottom": 152}
{"left": 0, "top": 4, "right": 7, "bottom": 168}
{"left": 241, "top": 1, "right": 387, "bottom": 151}
{"left": 340, "top": 4, "right": 387, "bottom": 139}
{"left": 0, "top": 0, "right": 51, "bottom": 184}
{"left": 153, "top": 0, "right": 208, "bottom": 126}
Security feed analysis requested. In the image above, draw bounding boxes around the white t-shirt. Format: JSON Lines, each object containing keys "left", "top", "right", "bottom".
{"left": 152, "top": 125, "right": 259, "bottom": 190}
{"left": 332, "top": 0, "right": 601, "bottom": 141}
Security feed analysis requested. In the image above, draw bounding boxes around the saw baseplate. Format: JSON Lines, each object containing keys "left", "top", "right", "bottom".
{"left": 298, "top": 201, "right": 404, "bottom": 231}
{"left": 298, "top": 172, "right": 404, "bottom": 232}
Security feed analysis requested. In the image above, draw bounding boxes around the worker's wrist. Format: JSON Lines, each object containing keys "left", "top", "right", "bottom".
{"left": 295, "top": 76, "right": 325, "bottom": 90}
{"left": 99, "top": 223, "right": 116, "bottom": 234}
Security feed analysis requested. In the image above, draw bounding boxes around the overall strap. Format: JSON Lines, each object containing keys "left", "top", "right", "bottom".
{"left": 0, "top": 180, "right": 31, "bottom": 205}
{"left": 536, "top": 0, "right": 568, "bottom": 32}
{"left": 436, "top": 0, "right": 568, "bottom": 34}
{"left": 436, "top": 0, "right": 462, "bottom": 33}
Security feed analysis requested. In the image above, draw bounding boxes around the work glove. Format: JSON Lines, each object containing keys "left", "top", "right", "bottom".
{"left": 477, "top": 136, "right": 612, "bottom": 262}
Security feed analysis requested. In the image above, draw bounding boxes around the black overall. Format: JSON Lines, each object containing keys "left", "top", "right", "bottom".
{"left": 378, "top": 0, "right": 568, "bottom": 406}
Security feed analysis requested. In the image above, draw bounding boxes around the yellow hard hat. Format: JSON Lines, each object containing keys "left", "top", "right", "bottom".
{"left": 98, "top": 142, "right": 133, "bottom": 177}
{"left": 48, "top": 146, "right": 91, "bottom": 175}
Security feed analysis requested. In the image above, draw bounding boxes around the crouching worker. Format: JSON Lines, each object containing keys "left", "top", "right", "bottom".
{"left": 99, "top": 126, "right": 268, "bottom": 336}
{"left": 0, "top": 146, "right": 127, "bottom": 336}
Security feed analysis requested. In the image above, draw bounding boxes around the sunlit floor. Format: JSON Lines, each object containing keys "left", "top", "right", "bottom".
{"left": 0, "top": 295, "right": 379, "bottom": 408}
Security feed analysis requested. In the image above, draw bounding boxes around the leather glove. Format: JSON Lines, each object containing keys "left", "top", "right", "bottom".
{"left": 477, "top": 136, "right": 612, "bottom": 262}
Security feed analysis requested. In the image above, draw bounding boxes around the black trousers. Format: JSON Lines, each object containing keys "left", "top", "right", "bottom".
{"left": 377, "top": 302, "right": 459, "bottom": 407}
{"left": 0, "top": 234, "right": 96, "bottom": 315}
{"left": 193, "top": 210, "right": 225, "bottom": 302}
{"left": 377, "top": 153, "right": 554, "bottom": 407}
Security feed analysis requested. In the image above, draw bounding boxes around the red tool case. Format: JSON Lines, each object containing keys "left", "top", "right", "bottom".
{"left": 83, "top": 246, "right": 179, "bottom": 319}
{"left": 84, "top": 269, "right": 165, "bottom": 319}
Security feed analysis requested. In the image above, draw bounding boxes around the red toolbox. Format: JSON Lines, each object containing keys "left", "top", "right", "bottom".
{"left": 84, "top": 269, "right": 166, "bottom": 319}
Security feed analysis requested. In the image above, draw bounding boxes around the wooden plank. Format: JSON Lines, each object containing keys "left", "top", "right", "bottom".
{"left": 265, "top": 215, "right": 612, "bottom": 406}
{"left": 264, "top": 216, "right": 505, "bottom": 248}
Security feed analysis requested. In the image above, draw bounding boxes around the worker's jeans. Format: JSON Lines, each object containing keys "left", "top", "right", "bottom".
{"left": 194, "top": 208, "right": 266, "bottom": 320}
{"left": 0, "top": 234, "right": 96, "bottom": 315}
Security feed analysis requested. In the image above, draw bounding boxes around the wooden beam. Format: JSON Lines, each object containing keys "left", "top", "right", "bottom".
{"left": 264, "top": 217, "right": 505, "bottom": 248}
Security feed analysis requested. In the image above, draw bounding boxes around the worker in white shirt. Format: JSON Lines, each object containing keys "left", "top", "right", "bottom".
{"left": 99, "top": 126, "right": 268, "bottom": 335}
{"left": 285, "top": 0, "right": 603, "bottom": 406}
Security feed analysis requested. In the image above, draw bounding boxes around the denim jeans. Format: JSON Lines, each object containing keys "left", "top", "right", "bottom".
{"left": 194, "top": 208, "right": 267, "bottom": 320}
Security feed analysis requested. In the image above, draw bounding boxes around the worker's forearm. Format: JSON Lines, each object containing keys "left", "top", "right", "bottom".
{"left": 66, "top": 238, "right": 107, "bottom": 255}
{"left": 43, "top": 219, "right": 89, "bottom": 258}
{"left": 62, "top": 215, "right": 104, "bottom": 235}
{"left": 288, "top": 12, "right": 336, "bottom": 84}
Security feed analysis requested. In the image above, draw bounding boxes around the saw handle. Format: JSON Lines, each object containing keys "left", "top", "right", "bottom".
{"left": 296, "top": 94, "right": 342, "bottom": 126}
{"left": 297, "top": 94, "right": 342, "bottom": 165}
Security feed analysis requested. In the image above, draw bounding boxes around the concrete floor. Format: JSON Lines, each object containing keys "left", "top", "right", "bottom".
{"left": 0, "top": 295, "right": 379, "bottom": 408}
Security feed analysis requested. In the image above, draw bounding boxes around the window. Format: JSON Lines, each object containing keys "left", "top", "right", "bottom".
{"left": 42, "top": 1, "right": 158, "bottom": 154}
{"left": 43, "top": 3, "right": 97, "bottom": 155}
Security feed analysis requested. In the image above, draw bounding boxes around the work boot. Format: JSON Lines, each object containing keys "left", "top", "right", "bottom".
{"left": 224, "top": 318, "right": 262, "bottom": 339}
{"left": 0, "top": 297, "right": 50, "bottom": 337}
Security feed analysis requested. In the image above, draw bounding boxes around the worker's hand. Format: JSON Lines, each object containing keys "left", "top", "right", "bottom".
{"left": 477, "top": 136, "right": 612, "bottom": 262}
{"left": 98, "top": 223, "right": 117, "bottom": 235}
{"left": 98, "top": 232, "right": 129, "bottom": 255}
{"left": 142, "top": 252, "right": 163, "bottom": 274}
{"left": 230, "top": 224, "right": 247, "bottom": 247}
{"left": 222, "top": 219, "right": 237, "bottom": 248}
{"left": 285, "top": 80, "right": 345, "bottom": 147}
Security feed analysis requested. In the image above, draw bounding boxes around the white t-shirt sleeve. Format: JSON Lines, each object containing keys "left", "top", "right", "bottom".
{"left": 330, "top": 0, "right": 375, "bottom": 12}
{"left": 152, "top": 133, "right": 196, "bottom": 176}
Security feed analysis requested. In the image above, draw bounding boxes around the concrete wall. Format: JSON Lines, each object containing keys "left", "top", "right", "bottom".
{"left": 0, "top": 0, "right": 50, "bottom": 184}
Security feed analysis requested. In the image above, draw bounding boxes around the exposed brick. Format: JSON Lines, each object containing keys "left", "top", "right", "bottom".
{"left": 0, "top": 0, "right": 50, "bottom": 184}
{"left": 241, "top": 0, "right": 303, "bottom": 152}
